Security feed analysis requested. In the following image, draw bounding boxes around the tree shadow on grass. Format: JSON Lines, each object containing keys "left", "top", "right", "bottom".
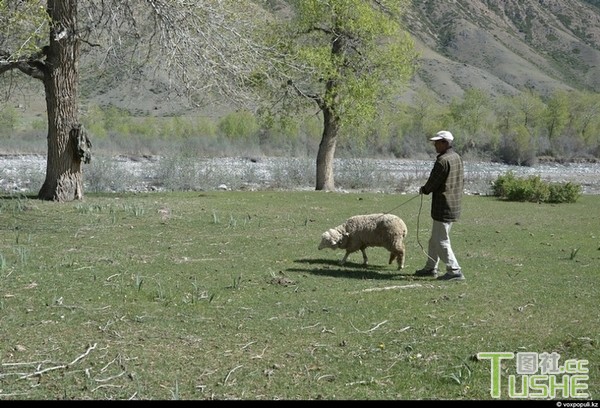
{"left": 288, "top": 258, "right": 417, "bottom": 280}
{"left": 0, "top": 194, "right": 38, "bottom": 200}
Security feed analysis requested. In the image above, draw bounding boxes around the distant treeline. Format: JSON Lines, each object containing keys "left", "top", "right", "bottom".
{"left": 2, "top": 87, "right": 599, "bottom": 164}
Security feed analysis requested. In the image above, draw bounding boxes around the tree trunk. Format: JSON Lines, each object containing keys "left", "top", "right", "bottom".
{"left": 315, "top": 105, "right": 339, "bottom": 191}
{"left": 38, "top": 0, "right": 84, "bottom": 202}
{"left": 314, "top": 33, "right": 346, "bottom": 191}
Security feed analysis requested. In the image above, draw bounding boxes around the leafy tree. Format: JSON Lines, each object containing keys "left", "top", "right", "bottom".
{"left": 0, "top": 0, "right": 268, "bottom": 201}
{"left": 569, "top": 91, "right": 600, "bottom": 145}
{"left": 450, "top": 88, "right": 491, "bottom": 137}
{"left": 513, "top": 90, "right": 545, "bottom": 133}
{"left": 265, "top": 0, "right": 418, "bottom": 190}
{"left": 406, "top": 87, "right": 445, "bottom": 137}
{"left": 498, "top": 124, "right": 536, "bottom": 166}
{"left": 544, "top": 90, "right": 570, "bottom": 142}
{"left": 495, "top": 91, "right": 545, "bottom": 162}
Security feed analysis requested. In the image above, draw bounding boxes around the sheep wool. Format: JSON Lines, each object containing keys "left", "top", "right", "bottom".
{"left": 318, "top": 213, "right": 408, "bottom": 269}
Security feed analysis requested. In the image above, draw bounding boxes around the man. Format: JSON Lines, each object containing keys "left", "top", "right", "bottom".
{"left": 414, "top": 130, "right": 465, "bottom": 281}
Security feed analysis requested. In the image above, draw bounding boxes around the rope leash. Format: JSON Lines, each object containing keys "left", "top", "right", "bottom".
{"left": 415, "top": 193, "right": 437, "bottom": 263}
{"left": 381, "top": 193, "right": 420, "bottom": 215}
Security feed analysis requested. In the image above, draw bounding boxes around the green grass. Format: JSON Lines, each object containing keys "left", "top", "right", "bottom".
{"left": 0, "top": 192, "right": 598, "bottom": 400}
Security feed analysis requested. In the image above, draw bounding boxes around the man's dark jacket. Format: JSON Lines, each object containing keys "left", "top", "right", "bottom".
{"left": 421, "top": 147, "right": 464, "bottom": 222}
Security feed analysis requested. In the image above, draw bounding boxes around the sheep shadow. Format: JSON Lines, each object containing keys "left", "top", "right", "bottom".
{"left": 289, "top": 258, "right": 416, "bottom": 280}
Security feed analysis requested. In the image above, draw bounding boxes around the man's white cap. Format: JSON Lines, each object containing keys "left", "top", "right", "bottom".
{"left": 430, "top": 130, "right": 454, "bottom": 142}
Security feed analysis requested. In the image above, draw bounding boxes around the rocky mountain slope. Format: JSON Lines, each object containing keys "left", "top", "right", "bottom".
{"left": 403, "top": 0, "right": 600, "bottom": 102}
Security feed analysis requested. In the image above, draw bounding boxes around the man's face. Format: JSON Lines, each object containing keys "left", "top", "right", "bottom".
{"left": 433, "top": 139, "right": 448, "bottom": 154}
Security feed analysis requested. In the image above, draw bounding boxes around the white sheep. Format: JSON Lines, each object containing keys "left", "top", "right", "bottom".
{"left": 318, "top": 213, "right": 408, "bottom": 269}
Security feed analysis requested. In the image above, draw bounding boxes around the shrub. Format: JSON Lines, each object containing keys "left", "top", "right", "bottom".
{"left": 497, "top": 132, "right": 537, "bottom": 166}
{"left": 84, "top": 156, "right": 139, "bottom": 192}
{"left": 547, "top": 181, "right": 582, "bottom": 203}
{"left": 269, "top": 158, "right": 314, "bottom": 189}
{"left": 218, "top": 111, "right": 259, "bottom": 140}
{"left": 491, "top": 171, "right": 581, "bottom": 203}
{"left": 0, "top": 105, "right": 20, "bottom": 135}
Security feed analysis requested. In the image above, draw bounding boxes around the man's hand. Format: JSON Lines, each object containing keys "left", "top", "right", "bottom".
{"left": 419, "top": 186, "right": 425, "bottom": 195}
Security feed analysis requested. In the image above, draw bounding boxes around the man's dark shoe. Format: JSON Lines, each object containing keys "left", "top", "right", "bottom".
{"left": 437, "top": 272, "right": 465, "bottom": 281}
{"left": 414, "top": 268, "right": 438, "bottom": 278}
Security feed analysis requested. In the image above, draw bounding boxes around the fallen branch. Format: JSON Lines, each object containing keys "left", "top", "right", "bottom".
{"left": 18, "top": 343, "right": 97, "bottom": 379}
{"left": 353, "top": 283, "right": 424, "bottom": 293}
{"left": 2, "top": 359, "right": 52, "bottom": 367}
{"left": 95, "top": 371, "right": 127, "bottom": 383}
{"left": 69, "top": 343, "right": 98, "bottom": 366}
{"left": 251, "top": 346, "right": 268, "bottom": 359}
{"left": 350, "top": 320, "right": 388, "bottom": 333}
{"left": 223, "top": 365, "right": 243, "bottom": 385}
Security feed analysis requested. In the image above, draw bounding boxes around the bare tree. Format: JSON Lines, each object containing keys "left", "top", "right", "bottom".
{"left": 0, "top": 0, "right": 269, "bottom": 201}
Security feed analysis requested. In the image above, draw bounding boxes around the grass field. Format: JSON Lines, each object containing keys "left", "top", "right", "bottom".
{"left": 0, "top": 191, "right": 598, "bottom": 400}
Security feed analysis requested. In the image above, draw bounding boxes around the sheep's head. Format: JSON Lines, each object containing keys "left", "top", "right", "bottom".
{"left": 318, "top": 228, "right": 344, "bottom": 250}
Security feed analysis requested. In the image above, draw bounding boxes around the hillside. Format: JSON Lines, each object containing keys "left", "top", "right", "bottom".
{"left": 83, "top": 0, "right": 600, "bottom": 114}
{"left": 3, "top": 0, "right": 600, "bottom": 117}
{"left": 403, "top": 0, "right": 600, "bottom": 102}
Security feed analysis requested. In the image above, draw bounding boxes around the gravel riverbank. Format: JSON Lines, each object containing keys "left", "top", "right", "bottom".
{"left": 2, "top": 154, "right": 600, "bottom": 195}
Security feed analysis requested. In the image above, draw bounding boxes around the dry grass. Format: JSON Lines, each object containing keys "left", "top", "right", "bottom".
{"left": 0, "top": 192, "right": 598, "bottom": 400}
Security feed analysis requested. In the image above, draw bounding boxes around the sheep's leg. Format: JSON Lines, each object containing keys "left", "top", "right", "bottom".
{"left": 397, "top": 249, "right": 405, "bottom": 270}
{"left": 340, "top": 252, "right": 350, "bottom": 265}
{"left": 339, "top": 247, "right": 367, "bottom": 266}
